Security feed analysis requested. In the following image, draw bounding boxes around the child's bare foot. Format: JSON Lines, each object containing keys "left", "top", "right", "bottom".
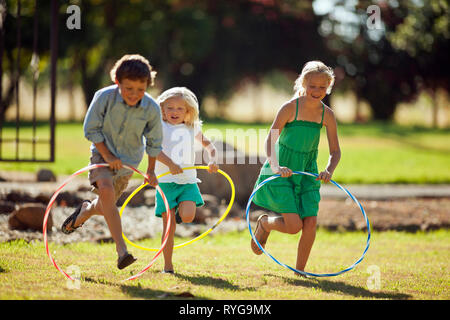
{"left": 251, "top": 214, "right": 270, "bottom": 255}
{"left": 162, "top": 270, "right": 175, "bottom": 274}
{"left": 294, "top": 271, "right": 312, "bottom": 279}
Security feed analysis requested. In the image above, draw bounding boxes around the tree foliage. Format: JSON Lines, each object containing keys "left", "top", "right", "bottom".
{"left": 2, "top": 0, "right": 330, "bottom": 118}
{"left": 313, "top": 0, "right": 449, "bottom": 120}
{"left": 1, "top": 0, "right": 448, "bottom": 122}
{"left": 387, "top": 0, "right": 449, "bottom": 93}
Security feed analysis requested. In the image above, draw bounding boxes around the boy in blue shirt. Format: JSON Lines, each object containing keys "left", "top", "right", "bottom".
{"left": 61, "top": 54, "right": 163, "bottom": 270}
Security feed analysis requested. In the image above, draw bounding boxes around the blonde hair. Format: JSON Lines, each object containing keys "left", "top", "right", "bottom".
{"left": 293, "top": 61, "right": 335, "bottom": 96}
{"left": 157, "top": 87, "right": 201, "bottom": 128}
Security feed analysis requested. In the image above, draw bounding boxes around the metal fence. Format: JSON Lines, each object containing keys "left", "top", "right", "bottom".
{"left": 0, "top": 0, "right": 57, "bottom": 162}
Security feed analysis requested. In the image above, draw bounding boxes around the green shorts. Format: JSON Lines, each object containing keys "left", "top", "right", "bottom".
{"left": 155, "top": 182, "right": 204, "bottom": 217}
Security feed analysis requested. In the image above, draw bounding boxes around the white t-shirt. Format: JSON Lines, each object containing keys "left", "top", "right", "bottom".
{"left": 155, "top": 121, "right": 202, "bottom": 184}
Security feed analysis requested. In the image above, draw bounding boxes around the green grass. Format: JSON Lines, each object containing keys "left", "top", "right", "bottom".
{"left": 0, "top": 121, "right": 449, "bottom": 184}
{"left": 0, "top": 230, "right": 449, "bottom": 300}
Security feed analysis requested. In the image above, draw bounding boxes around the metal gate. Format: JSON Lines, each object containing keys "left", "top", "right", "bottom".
{"left": 0, "top": 0, "right": 58, "bottom": 162}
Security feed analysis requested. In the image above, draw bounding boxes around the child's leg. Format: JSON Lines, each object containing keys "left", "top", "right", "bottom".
{"left": 61, "top": 192, "right": 107, "bottom": 234}
{"left": 252, "top": 213, "right": 302, "bottom": 255}
{"left": 162, "top": 209, "right": 177, "bottom": 272}
{"left": 72, "top": 152, "right": 112, "bottom": 226}
{"left": 178, "top": 201, "right": 196, "bottom": 223}
{"left": 67, "top": 171, "right": 130, "bottom": 230}
{"left": 261, "top": 213, "right": 303, "bottom": 235}
{"left": 295, "top": 216, "right": 317, "bottom": 273}
{"left": 69, "top": 198, "right": 102, "bottom": 228}
{"left": 95, "top": 177, "right": 128, "bottom": 257}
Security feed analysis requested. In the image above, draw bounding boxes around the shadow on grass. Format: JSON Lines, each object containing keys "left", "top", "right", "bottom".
{"left": 83, "top": 276, "right": 168, "bottom": 299}
{"left": 84, "top": 276, "right": 210, "bottom": 299}
{"left": 120, "top": 283, "right": 209, "bottom": 300}
{"left": 174, "top": 272, "right": 257, "bottom": 292}
{"left": 280, "top": 275, "right": 411, "bottom": 300}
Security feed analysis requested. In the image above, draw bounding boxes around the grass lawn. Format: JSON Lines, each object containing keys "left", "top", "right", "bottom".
{"left": 0, "top": 121, "right": 449, "bottom": 184}
{"left": 0, "top": 229, "right": 448, "bottom": 300}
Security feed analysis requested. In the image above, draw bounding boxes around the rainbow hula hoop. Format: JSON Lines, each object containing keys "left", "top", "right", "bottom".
{"left": 43, "top": 163, "right": 172, "bottom": 282}
{"left": 246, "top": 170, "right": 371, "bottom": 277}
{"left": 119, "top": 166, "right": 235, "bottom": 252}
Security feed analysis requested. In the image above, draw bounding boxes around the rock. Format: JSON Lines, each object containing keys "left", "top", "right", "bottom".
{"left": 116, "top": 188, "right": 146, "bottom": 207}
{"left": 56, "top": 191, "right": 83, "bottom": 207}
{"left": 0, "top": 200, "right": 16, "bottom": 214}
{"left": 8, "top": 203, "right": 52, "bottom": 232}
{"left": 37, "top": 169, "right": 56, "bottom": 182}
{"left": 196, "top": 141, "right": 261, "bottom": 207}
{"left": 6, "top": 191, "right": 36, "bottom": 203}
{"left": 194, "top": 206, "right": 214, "bottom": 224}
{"left": 223, "top": 201, "right": 243, "bottom": 219}
{"left": 35, "top": 194, "right": 51, "bottom": 205}
{"left": 116, "top": 183, "right": 156, "bottom": 207}
{"left": 202, "top": 193, "right": 220, "bottom": 207}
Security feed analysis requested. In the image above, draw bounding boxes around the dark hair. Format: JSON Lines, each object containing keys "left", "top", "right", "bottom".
{"left": 110, "top": 54, "right": 157, "bottom": 86}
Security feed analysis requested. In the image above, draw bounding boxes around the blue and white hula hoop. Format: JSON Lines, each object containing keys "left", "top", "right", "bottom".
{"left": 246, "top": 171, "right": 371, "bottom": 277}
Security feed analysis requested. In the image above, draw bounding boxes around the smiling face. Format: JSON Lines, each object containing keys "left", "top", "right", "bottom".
{"left": 161, "top": 96, "right": 188, "bottom": 125}
{"left": 117, "top": 78, "right": 147, "bottom": 107}
{"left": 304, "top": 73, "right": 330, "bottom": 101}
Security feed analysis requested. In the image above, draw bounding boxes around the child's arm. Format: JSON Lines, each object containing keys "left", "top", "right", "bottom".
{"left": 83, "top": 90, "right": 123, "bottom": 170}
{"left": 94, "top": 141, "right": 122, "bottom": 171}
{"left": 317, "top": 107, "right": 341, "bottom": 183}
{"left": 143, "top": 102, "right": 164, "bottom": 186}
{"left": 195, "top": 132, "right": 218, "bottom": 173}
{"left": 145, "top": 155, "right": 159, "bottom": 187}
{"left": 156, "top": 151, "right": 183, "bottom": 175}
{"left": 265, "top": 102, "right": 294, "bottom": 177}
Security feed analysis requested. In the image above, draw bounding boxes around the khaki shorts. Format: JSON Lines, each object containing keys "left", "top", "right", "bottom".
{"left": 88, "top": 152, "right": 132, "bottom": 199}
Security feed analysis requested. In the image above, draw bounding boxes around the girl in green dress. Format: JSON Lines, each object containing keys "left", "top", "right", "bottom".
{"left": 251, "top": 61, "right": 341, "bottom": 276}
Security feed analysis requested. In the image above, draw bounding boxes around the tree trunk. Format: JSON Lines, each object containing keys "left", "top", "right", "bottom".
{"left": 80, "top": 55, "right": 104, "bottom": 110}
{"left": 430, "top": 89, "right": 438, "bottom": 128}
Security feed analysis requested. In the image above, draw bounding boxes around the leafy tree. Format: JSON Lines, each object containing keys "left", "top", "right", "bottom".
{"left": 314, "top": 0, "right": 449, "bottom": 121}
{"left": 163, "top": 0, "right": 331, "bottom": 118}
{"left": 387, "top": 0, "right": 449, "bottom": 126}
{"left": 3, "top": 0, "right": 330, "bottom": 119}
{"left": 314, "top": 0, "right": 417, "bottom": 120}
{"left": 4, "top": 0, "right": 446, "bottom": 124}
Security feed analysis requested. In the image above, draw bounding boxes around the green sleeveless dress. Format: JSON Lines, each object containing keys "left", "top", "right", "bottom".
{"left": 253, "top": 99, "right": 324, "bottom": 218}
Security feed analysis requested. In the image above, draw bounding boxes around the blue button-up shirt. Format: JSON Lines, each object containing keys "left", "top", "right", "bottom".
{"left": 84, "top": 85, "right": 163, "bottom": 170}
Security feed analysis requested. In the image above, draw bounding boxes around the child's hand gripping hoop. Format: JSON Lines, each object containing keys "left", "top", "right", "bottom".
{"left": 119, "top": 166, "right": 235, "bottom": 251}
{"left": 246, "top": 170, "right": 371, "bottom": 277}
{"left": 42, "top": 163, "right": 172, "bottom": 282}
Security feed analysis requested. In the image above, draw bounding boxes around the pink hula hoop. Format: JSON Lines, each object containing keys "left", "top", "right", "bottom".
{"left": 42, "top": 163, "right": 171, "bottom": 282}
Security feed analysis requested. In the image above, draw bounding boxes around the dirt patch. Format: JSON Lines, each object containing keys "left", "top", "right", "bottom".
{"left": 1, "top": 174, "right": 449, "bottom": 244}
{"left": 2, "top": 197, "right": 448, "bottom": 244}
